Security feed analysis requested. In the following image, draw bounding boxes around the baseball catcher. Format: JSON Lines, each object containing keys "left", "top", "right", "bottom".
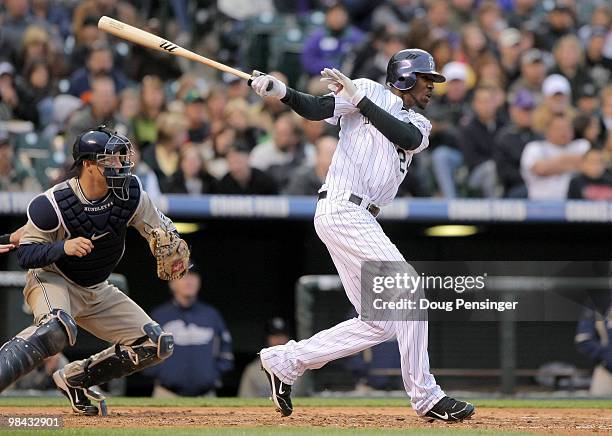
{"left": 0, "top": 126, "right": 189, "bottom": 415}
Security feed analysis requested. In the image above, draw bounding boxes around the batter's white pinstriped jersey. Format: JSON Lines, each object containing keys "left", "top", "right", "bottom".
{"left": 259, "top": 78, "right": 445, "bottom": 416}
{"left": 322, "top": 78, "right": 432, "bottom": 206}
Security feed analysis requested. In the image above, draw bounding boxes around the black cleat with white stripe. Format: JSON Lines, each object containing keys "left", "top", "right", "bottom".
{"left": 260, "top": 355, "right": 293, "bottom": 417}
{"left": 53, "top": 370, "right": 103, "bottom": 416}
{"left": 423, "top": 396, "right": 475, "bottom": 422}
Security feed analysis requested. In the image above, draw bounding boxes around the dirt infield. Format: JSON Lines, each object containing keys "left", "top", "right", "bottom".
{"left": 1, "top": 406, "right": 611, "bottom": 434}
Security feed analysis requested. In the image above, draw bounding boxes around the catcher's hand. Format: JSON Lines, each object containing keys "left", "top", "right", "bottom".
{"left": 320, "top": 68, "right": 365, "bottom": 106}
{"left": 149, "top": 228, "right": 190, "bottom": 281}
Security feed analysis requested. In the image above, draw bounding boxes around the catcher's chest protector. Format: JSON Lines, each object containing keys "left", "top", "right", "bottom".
{"left": 53, "top": 177, "right": 141, "bottom": 286}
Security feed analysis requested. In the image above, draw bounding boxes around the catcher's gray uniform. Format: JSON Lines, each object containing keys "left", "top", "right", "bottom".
{"left": 0, "top": 175, "right": 176, "bottom": 414}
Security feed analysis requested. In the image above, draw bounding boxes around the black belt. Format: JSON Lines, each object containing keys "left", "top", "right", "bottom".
{"left": 317, "top": 191, "right": 380, "bottom": 217}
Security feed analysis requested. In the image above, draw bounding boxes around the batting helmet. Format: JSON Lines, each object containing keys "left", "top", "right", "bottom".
{"left": 72, "top": 126, "right": 135, "bottom": 200}
{"left": 386, "top": 49, "right": 446, "bottom": 91}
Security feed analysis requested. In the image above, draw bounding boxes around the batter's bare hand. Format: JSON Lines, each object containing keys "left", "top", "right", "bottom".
{"left": 64, "top": 237, "right": 94, "bottom": 257}
{"left": 320, "top": 68, "right": 365, "bottom": 106}
{"left": 250, "top": 73, "right": 286, "bottom": 99}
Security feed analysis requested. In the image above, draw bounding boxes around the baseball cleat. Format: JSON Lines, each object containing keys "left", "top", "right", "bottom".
{"left": 259, "top": 354, "right": 293, "bottom": 417}
{"left": 423, "top": 396, "right": 475, "bottom": 423}
{"left": 53, "top": 370, "right": 104, "bottom": 416}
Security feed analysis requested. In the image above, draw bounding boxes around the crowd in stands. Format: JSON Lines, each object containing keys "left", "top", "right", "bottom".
{"left": 0, "top": 0, "right": 611, "bottom": 200}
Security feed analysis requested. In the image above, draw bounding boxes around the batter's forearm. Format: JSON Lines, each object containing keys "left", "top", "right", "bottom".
{"left": 357, "top": 97, "right": 423, "bottom": 150}
{"left": 280, "top": 88, "right": 335, "bottom": 121}
{"left": 17, "top": 241, "right": 66, "bottom": 269}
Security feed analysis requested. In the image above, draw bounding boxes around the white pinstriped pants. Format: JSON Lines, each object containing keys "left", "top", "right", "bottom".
{"left": 260, "top": 197, "right": 445, "bottom": 415}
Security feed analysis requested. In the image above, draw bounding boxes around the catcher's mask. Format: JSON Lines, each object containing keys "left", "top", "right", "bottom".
{"left": 72, "top": 126, "right": 135, "bottom": 200}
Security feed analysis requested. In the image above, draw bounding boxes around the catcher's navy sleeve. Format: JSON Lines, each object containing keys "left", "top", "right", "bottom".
{"left": 356, "top": 97, "right": 423, "bottom": 151}
{"left": 17, "top": 242, "right": 66, "bottom": 269}
{"left": 280, "top": 87, "right": 335, "bottom": 121}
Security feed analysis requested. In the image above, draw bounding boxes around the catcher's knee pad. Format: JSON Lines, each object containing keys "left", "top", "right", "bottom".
{"left": 64, "top": 322, "right": 173, "bottom": 389}
{"left": 0, "top": 309, "right": 77, "bottom": 392}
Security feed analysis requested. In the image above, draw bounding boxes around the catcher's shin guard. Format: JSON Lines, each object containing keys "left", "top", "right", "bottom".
{"left": 0, "top": 309, "right": 77, "bottom": 392}
{"left": 62, "top": 322, "right": 173, "bottom": 389}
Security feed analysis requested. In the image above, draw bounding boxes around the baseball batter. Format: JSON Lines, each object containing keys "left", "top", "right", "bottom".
{"left": 250, "top": 49, "right": 475, "bottom": 422}
{"left": 0, "top": 127, "right": 189, "bottom": 415}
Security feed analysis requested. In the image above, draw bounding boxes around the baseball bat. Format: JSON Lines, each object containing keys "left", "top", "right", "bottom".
{"left": 98, "top": 16, "right": 270, "bottom": 89}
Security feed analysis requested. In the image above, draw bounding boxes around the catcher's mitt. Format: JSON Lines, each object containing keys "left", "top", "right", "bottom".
{"left": 149, "top": 228, "right": 190, "bottom": 280}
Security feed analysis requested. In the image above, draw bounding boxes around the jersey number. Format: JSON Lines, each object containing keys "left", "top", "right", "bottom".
{"left": 397, "top": 148, "right": 408, "bottom": 173}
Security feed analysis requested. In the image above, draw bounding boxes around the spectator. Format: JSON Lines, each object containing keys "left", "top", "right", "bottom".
{"left": 217, "top": 141, "right": 278, "bottom": 195}
{"left": 202, "top": 127, "right": 235, "bottom": 179}
{"left": 494, "top": 90, "right": 541, "bottom": 198}
{"left": 15, "top": 59, "right": 56, "bottom": 127}
{"left": 72, "top": 0, "right": 138, "bottom": 46}
{"left": 352, "top": 26, "right": 406, "bottom": 84}
{"left": 550, "top": 35, "right": 590, "bottom": 104}
{"left": 251, "top": 113, "right": 315, "bottom": 190}
{"left": 521, "top": 114, "right": 590, "bottom": 199}
{"left": 163, "top": 145, "right": 217, "bottom": 194}
{"left": 223, "top": 72, "right": 250, "bottom": 102}
{"left": 506, "top": 0, "right": 539, "bottom": 29}
{"left": 30, "top": 0, "right": 72, "bottom": 41}
{"left": 205, "top": 88, "right": 227, "bottom": 137}
{"left": 14, "top": 25, "right": 55, "bottom": 75}
{"left": 284, "top": 135, "right": 337, "bottom": 195}
{"left": 146, "top": 266, "right": 234, "bottom": 397}
{"left": 0, "top": 0, "right": 33, "bottom": 63}
{"left": 568, "top": 149, "right": 612, "bottom": 200}
{"left": 496, "top": 28, "right": 522, "bottom": 84}
{"left": 239, "top": 317, "right": 306, "bottom": 397}
{"left": 132, "top": 75, "right": 165, "bottom": 149}
{"left": 575, "top": 306, "right": 612, "bottom": 396}
{"left": 371, "top": 0, "right": 419, "bottom": 32}
{"left": 0, "top": 62, "right": 19, "bottom": 120}
{"left": 457, "top": 23, "right": 488, "bottom": 67}
{"left": 576, "top": 83, "right": 601, "bottom": 118}
{"left": 449, "top": 0, "right": 476, "bottom": 30}
{"left": 142, "top": 111, "right": 188, "bottom": 190}
{"left": 460, "top": 86, "right": 504, "bottom": 197}
{"left": 300, "top": 1, "right": 364, "bottom": 77}
{"left": 574, "top": 113, "right": 602, "bottom": 149}
{"left": 430, "top": 62, "right": 472, "bottom": 198}
{"left": 584, "top": 27, "right": 612, "bottom": 90}
{"left": 601, "top": 85, "right": 612, "bottom": 139}
{"left": 508, "top": 49, "right": 547, "bottom": 105}
{"left": 132, "top": 146, "right": 162, "bottom": 202}
{"left": 0, "top": 130, "right": 41, "bottom": 192}
{"left": 425, "top": 0, "right": 457, "bottom": 44}
{"left": 224, "top": 99, "right": 260, "bottom": 150}
{"left": 118, "top": 87, "right": 139, "bottom": 126}
{"left": 68, "top": 42, "right": 129, "bottom": 102}
{"left": 65, "top": 75, "right": 130, "bottom": 150}
{"left": 536, "top": 0, "right": 576, "bottom": 51}
{"left": 69, "top": 16, "right": 104, "bottom": 71}
{"left": 475, "top": 1, "right": 503, "bottom": 47}
{"left": 532, "top": 74, "right": 577, "bottom": 135}
{"left": 184, "top": 89, "right": 211, "bottom": 144}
